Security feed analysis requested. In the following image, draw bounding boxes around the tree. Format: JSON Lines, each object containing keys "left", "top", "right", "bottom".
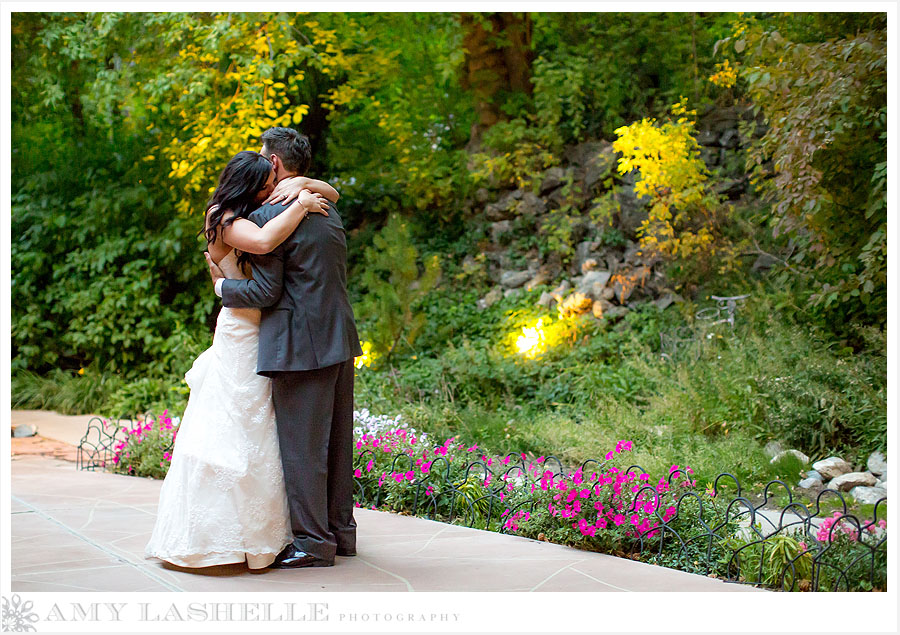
{"left": 721, "top": 14, "right": 887, "bottom": 328}
{"left": 459, "top": 12, "right": 533, "bottom": 144}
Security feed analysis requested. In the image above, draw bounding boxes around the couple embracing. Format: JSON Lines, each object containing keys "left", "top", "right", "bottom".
{"left": 145, "top": 127, "right": 362, "bottom": 569}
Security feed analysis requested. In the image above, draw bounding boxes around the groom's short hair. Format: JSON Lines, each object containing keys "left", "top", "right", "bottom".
{"left": 260, "top": 127, "right": 312, "bottom": 176}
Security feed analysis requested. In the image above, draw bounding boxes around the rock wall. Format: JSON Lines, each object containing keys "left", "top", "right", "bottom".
{"left": 470, "top": 104, "right": 763, "bottom": 320}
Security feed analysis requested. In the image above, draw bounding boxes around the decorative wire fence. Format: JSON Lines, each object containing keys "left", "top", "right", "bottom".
{"left": 76, "top": 416, "right": 124, "bottom": 471}
{"left": 76, "top": 411, "right": 175, "bottom": 473}
{"left": 77, "top": 410, "right": 886, "bottom": 592}
{"left": 660, "top": 294, "right": 750, "bottom": 362}
{"left": 351, "top": 451, "right": 887, "bottom": 592}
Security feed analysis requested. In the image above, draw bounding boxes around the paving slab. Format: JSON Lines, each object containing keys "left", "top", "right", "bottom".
{"left": 9, "top": 454, "right": 764, "bottom": 593}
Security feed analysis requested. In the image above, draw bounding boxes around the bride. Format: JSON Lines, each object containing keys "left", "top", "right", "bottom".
{"left": 145, "top": 150, "right": 337, "bottom": 569}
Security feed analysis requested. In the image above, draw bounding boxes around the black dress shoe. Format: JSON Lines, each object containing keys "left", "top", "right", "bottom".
{"left": 270, "top": 545, "right": 333, "bottom": 569}
{"left": 336, "top": 547, "right": 356, "bottom": 557}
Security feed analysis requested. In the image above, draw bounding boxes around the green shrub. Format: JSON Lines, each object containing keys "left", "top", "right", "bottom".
{"left": 11, "top": 369, "right": 123, "bottom": 415}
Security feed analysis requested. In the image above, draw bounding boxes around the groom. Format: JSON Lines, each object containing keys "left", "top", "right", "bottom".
{"left": 206, "top": 127, "right": 363, "bottom": 568}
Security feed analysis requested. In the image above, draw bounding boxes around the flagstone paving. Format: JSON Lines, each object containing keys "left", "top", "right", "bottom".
{"left": 9, "top": 411, "right": 765, "bottom": 593}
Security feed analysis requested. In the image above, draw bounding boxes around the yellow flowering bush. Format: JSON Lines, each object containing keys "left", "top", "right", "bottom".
{"left": 612, "top": 97, "right": 725, "bottom": 273}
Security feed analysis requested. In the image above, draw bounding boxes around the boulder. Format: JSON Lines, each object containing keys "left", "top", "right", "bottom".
{"left": 848, "top": 486, "right": 887, "bottom": 505}
{"left": 589, "top": 281, "right": 608, "bottom": 301}
{"left": 490, "top": 220, "right": 512, "bottom": 243}
{"left": 517, "top": 191, "right": 547, "bottom": 218}
{"left": 540, "top": 167, "right": 567, "bottom": 194}
{"left": 581, "top": 258, "right": 599, "bottom": 274}
{"left": 867, "top": 451, "right": 887, "bottom": 477}
{"left": 592, "top": 300, "right": 605, "bottom": 319}
{"left": 504, "top": 288, "right": 523, "bottom": 299}
{"left": 601, "top": 286, "right": 616, "bottom": 301}
{"left": 812, "top": 457, "right": 852, "bottom": 480}
{"left": 578, "top": 270, "right": 611, "bottom": 294}
{"left": 550, "top": 279, "right": 572, "bottom": 300}
{"left": 474, "top": 187, "right": 491, "bottom": 204}
{"left": 752, "top": 253, "right": 778, "bottom": 272}
{"left": 655, "top": 294, "right": 678, "bottom": 311}
{"left": 798, "top": 477, "right": 824, "bottom": 491}
{"left": 875, "top": 478, "right": 887, "bottom": 491}
{"left": 804, "top": 470, "right": 824, "bottom": 482}
{"left": 614, "top": 177, "right": 650, "bottom": 237}
{"left": 604, "top": 305, "right": 629, "bottom": 321}
{"left": 697, "top": 129, "right": 719, "bottom": 146}
{"left": 462, "top": 254, "right": 480, "bottom": 272}
{"left": 763, "top": 441, "right": 784, "bottom": 459}
{"left": 719, "top": 128, "right": 740, "bottom": 148}
{"left": 564, "top": 139, "right": 609, "bottom": 167}
{"left": 699, "top": 146, "right": 720, "bottom": 167}
{"left": 573, "top": 241, "right": 595, "bottom": 273}
{"left": 12, "top": 424, "right": 38, "bottom": 438}
{"left": 477, "top": 287, "right": 503, "bottom": 310}
{"left": 827, "top": 471, "right": 877, "bottom": 492}
{"left": 770, "top": 449, "right": 810, "bottom": 466}
{"left": 484, "top": 189, "right": 524, "bottom": 221}
{"left": 713, "top": 177, "right": 747, "bottom": 200}
{"left": 524, "top": 271, "right": 551, "bottom": 292}
{"left": 584, "top": 154, "right": 615, "bottom": 192}
{"left": 623, "top": 243, "right": 642, "bottom": 264}
{"left": 500, "top": 270, "right": 532, "bottom": 289}
{"left": 537, "top": 292, "right": 556, "bottom": 309}
{"left": 611, "top": 266, "right": 650, "bottom": 305}
{"left": 562, "top": 140, "right": 616, "bottom": 192}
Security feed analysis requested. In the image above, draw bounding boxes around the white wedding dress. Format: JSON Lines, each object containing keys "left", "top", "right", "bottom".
{"left": 145, "top": 250, "right": 292, "bottom": 569}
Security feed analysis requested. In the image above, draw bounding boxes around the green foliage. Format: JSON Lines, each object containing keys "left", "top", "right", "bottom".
{"left": 724, "top": 15, "right": 887, "bottom": 329}
{"left": 538, "top": 206, "right": 580, "bottom": 262}
{"left": 11, "top": 369, "right": 124, "bottom": 415}
{"left": 723, "top": 530, "right": 814, "bottom": 588}
{"left": 11, "top": 176, "right": 213, "bottom": 375}
{"left": 355, "top": 214, "right": 441, "bottom": 365}
{"left": 320, "top": 13, "right": 474, "bottom": 222}
{"left": 357, "top": 285, "right": 885, "bottom": 479}
{"left": 530, "top": 13, "right": 739, "bottom": 138}
{"left": 469, "top": 118, "right": 557, "bottom": 190}
{"left": 104, "top": 377, "right": 190, "bottom": 420}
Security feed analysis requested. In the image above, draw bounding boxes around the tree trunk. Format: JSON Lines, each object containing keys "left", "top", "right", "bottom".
{"left": 460, "top": 12, "right": 533, "bottom": 146}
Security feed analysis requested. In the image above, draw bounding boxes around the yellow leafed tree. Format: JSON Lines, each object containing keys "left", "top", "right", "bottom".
{"left": 612, "top": 97, "right": 723, "bottom": 267}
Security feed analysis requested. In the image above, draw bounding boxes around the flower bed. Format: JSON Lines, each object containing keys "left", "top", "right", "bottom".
{"left": 90, "top": 407, "right": 887, "bottom": 591}
{"left": 109, "top": 410, "right": 178, "bottom": 479}
{"left": 349, "top": 411, "right": 888, "bottom": 592}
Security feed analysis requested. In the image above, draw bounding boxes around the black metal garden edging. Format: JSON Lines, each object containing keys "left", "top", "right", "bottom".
{"left": 78, "top": 414, "right": 886, "bottom": 592}
{"left": 350, "top": 451, "right": 887, "bottom": 593}
{"left": 76, "top": 416, "right": 123, "bottom": 471}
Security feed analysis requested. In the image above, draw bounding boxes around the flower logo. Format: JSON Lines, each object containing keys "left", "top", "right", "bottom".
{"left": 2, "top": 594, "right": 39, "bottom": 632}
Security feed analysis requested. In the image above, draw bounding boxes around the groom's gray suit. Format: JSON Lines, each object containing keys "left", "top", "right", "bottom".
{"left": 220, "top": 199, "right": 362, "bottom": 562}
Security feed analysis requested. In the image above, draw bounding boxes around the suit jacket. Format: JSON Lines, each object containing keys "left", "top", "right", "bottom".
{"left": 220, "top": 200, "right": 363, "bottom": 376}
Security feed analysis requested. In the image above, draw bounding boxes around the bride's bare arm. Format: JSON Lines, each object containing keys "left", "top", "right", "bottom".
{"left": 221, "top": 191, "right": 329, "bottom": 254}
{"left": 264, "top": 176, "right": 340, "bottom": 206}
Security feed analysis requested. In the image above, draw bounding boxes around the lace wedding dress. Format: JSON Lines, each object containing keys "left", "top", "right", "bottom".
{"left": 145, "top": 250, "right": 292, "bottom": 569}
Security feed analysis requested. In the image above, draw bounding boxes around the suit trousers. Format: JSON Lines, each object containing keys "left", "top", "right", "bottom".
{"left": 270, "top": 359, "right": 357, "bottom": 562}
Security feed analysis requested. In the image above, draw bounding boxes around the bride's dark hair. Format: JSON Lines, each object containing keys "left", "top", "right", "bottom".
{"left": 202, "top": 151, "right": 272, "bottom": 245}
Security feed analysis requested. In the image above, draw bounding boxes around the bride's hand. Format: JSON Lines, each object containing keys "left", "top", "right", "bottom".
{"left": 204, "top": 252, "right": 224, "bottom": 286}
{"left": 296, "top": 189, "right": 330, "bottom": 216}
{"left": 264, "top": 177, "right": 307, "bottom": 206}
{"left": 265, "top": 176, "right": 340, "bottom": 205}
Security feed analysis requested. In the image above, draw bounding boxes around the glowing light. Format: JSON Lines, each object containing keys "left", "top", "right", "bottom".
{"left": 516, "top": 319, "right": 547, "bottom": 358}
{"left": 355, "top": 341, "right": 375, "bottom": 369}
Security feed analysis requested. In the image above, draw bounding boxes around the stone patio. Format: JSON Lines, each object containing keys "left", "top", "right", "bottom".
{"left": 9, "top": 410, "right": 764, "bottom": 593}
